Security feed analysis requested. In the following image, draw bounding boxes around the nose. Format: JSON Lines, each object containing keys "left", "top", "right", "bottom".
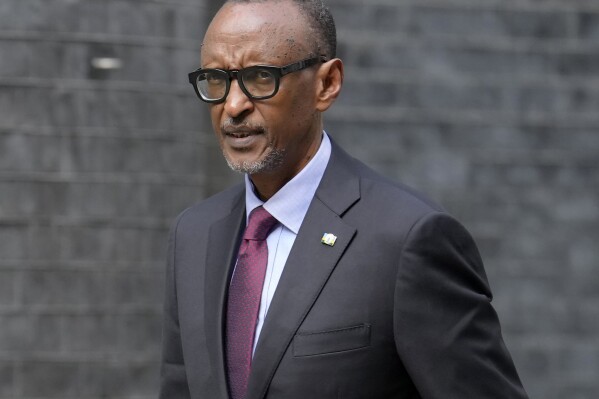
{"left": 223, "top": 79, "right": 254, "bottom": 118}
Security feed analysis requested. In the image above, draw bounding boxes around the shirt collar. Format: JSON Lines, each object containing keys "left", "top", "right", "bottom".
{"left": 244, "top": 132, "right": 332, "bottom": 234}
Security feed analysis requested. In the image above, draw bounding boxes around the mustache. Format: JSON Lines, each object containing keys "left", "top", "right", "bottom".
{"left": 221, "top": 120, "right": 266, "bottom": 135}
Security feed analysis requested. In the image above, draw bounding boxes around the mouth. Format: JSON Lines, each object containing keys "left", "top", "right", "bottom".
{"left": 225, "top": 130, "right": 259, "bottom": 138}
{"left": 222, "top": 128, "right": 265, "bottom": 149}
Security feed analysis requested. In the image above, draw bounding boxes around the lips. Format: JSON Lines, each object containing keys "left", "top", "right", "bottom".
{"left": 222, "top": 128, "right": 264, "bottom": 149}
{"left": 225, "top": 130, "right": 258, "bottom": 138}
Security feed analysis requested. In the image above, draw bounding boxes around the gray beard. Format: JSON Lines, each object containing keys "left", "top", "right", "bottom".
{"left": 223, "top": 146, "right": 286, "bottom": 175}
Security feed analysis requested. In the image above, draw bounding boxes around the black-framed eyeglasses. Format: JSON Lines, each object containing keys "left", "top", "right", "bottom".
{"left": 188, "top": 56, "right": 327, "bottom": 104}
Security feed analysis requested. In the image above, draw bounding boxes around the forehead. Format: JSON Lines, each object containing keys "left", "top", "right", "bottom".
{"left": 201, "top": 2, "right": 313, "bottom": 66}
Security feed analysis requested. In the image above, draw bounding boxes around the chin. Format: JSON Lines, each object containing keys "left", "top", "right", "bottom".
{"left": 223, "top": 147, "right": 286, "bottom": 174}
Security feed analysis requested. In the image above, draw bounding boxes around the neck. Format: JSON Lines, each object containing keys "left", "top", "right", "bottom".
{"left": 250, "top": 131, "right": 323, "bottom": 201}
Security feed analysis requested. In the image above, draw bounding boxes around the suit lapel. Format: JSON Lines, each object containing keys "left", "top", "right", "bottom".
{"left": 204, "top": 191, "right": 246, "bottom": 398}
{"left": 246, "top": 143, "right": 361, "bottom": 399}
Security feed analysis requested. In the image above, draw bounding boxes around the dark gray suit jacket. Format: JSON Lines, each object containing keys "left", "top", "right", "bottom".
{"left": 160, "top": 140, "right": 528, "bottom": 399}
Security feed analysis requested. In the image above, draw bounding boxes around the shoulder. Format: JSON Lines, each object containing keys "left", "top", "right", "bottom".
{"left": 170, "top": 182, "right": 245, "bottom": 235}
{"left": 329, "top": 142, "right": 445, "bottom": 222}
{"left": 344, "top": 154, "right": 483, "bottom": 272}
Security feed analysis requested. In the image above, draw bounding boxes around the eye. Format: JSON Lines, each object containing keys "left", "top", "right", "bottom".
{"left": 245, "top": 68, "right": 275, "bottom": 85}
{"left": 206, "top": 73, "right": 223, "bottom": 83}
{"left": 256, "top": 70, "right": 273, "bottom": 81}
{"left": 199, "top": 71, "right": 226, "bottom": 86}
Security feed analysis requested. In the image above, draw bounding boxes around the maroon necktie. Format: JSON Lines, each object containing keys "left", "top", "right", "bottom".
{"left": 226, "top": 206, "right": 278, "bottom": 399}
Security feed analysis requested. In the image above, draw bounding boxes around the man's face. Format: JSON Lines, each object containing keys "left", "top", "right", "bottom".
{"left": 200, "top": 1, "right": 323, "bottom": 182}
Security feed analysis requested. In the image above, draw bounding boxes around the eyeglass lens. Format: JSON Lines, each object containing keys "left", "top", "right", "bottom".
{"left": 242, "top": 69, "right": 276, "bottom": 97}
{"left": 197, "top": 71, "right": 227, "bottom": 101}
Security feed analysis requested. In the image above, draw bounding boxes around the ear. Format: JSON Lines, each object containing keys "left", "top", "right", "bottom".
{"left": 315, "top": 58, "right": 344, "bottom": 112}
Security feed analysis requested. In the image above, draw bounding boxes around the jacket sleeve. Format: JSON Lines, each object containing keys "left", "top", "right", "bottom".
{"left": 394, "top": 212, "right": 528, "bottom": 399}
{"left": 159, "top": 212, "right": 192, "bottom": 399}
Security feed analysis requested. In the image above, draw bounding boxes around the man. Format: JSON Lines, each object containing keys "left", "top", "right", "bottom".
{"left": 160, "top": 0, "right": 529, "bottom": 398}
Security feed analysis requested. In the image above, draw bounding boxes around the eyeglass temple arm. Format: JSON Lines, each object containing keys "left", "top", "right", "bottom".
{"left": 280, "top": 56, "right": 328, "bottom": 76}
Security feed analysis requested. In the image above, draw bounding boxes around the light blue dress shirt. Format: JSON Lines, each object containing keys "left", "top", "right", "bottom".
{"left": 243, "top": 132, "right": 332, "bottom": 353}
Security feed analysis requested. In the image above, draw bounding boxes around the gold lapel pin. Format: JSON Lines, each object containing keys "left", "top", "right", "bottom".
{"left": 321, "top": 233, "right": 337, "bottom": 247}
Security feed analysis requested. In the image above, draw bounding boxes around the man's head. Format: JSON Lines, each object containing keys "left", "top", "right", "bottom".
{"left": 197, "top": 0, "right": 343, "bottom": 195}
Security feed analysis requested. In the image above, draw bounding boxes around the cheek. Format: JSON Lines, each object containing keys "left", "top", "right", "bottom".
{"left": 209, "top": 106, "right": 223, "bottom": 130}
{"left": 289, "top": 83, "right": 316, "bottom": 119}
{"left": 287, "top": 99, "right": 315, "bottom": 130}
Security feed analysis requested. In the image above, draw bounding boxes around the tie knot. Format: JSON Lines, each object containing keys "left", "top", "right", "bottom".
{"left": 244, "top": 206, "right": 278, "bottom": 241}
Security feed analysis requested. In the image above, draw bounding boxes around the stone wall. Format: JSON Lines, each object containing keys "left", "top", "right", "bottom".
{"left": 1, "top": 0, "right": 598, "bottom": 397}
{"left": 0, "top": 0, "right": 212, "bottom": 397}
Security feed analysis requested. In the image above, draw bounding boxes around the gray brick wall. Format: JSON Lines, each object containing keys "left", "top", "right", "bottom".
{"left": 0, "top": 0, "right": 214, "bottom": 397}
{"left": 1, "top": 0, "right": 598, "bottom": 398}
